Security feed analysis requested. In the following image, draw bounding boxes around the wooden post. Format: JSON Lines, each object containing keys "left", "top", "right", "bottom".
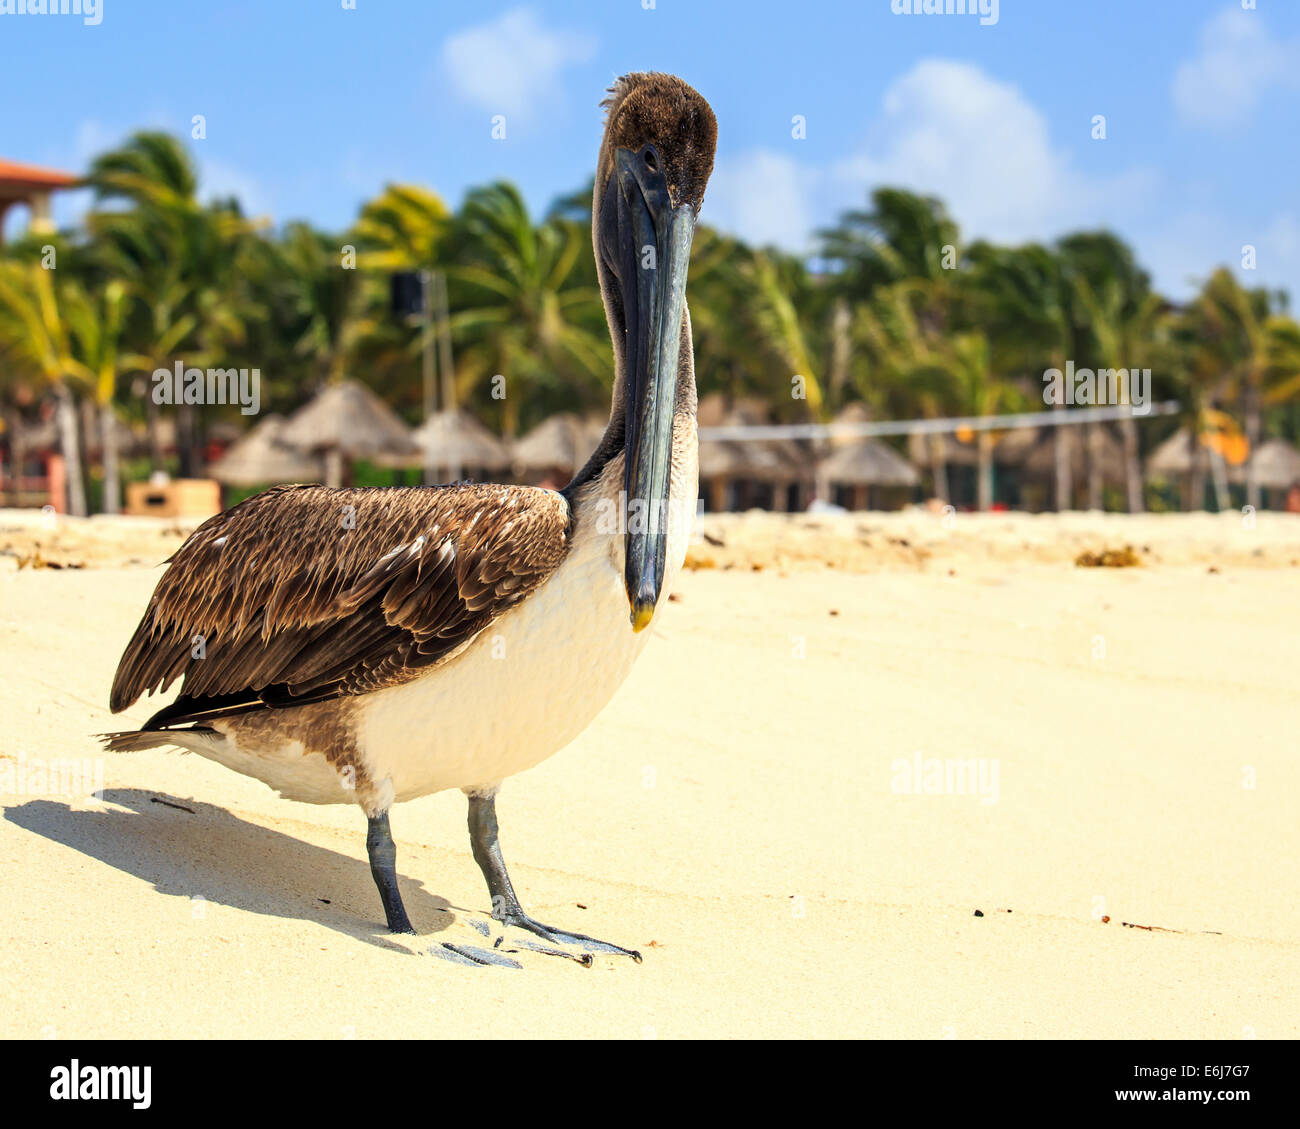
{"left": 709, "top": 478, "right": 726, "bottom": 513}
{"left": 47, "top": 453, "right": 66, "bottom": 513}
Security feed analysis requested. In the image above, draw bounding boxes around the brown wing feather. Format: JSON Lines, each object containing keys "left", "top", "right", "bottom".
{"left": 110, "top": 482, "right": 571, "bottom": 719}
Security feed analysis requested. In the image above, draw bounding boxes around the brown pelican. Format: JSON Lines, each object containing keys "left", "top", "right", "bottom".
{"left": 104, "top": 73, "right": 717, "bottom": 966}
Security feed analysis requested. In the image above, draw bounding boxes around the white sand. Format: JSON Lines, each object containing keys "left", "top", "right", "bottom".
{"left": 1, "top": 509, "right": 1297, "bottom": 1037}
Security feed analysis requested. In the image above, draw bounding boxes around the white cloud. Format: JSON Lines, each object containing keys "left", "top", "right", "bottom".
{"left": 1172, "top": 6, "right": 1300, "bottom": 129}
{"left": 701, "top": 60, "right": 1155, "bottom": 257}
{"left": 440, "top": 7, "right": 596, "bottom": 120}
{"left": 705, "top": 150, "right": 816, "bottom": 252}
{"left": 835, "top": 59, "right": 1154, "bottom": 245}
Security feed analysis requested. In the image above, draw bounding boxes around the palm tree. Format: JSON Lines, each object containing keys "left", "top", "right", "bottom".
{"left": 966, "top": 242, "right": 1075, "bottom": 509}
{"left": 1262, "top": 317, "right": 1300, "bottom": 415}
{"left": 445, "top": 183, "right": 610, "bottom": 435}
{"left": 683, "top": 227, "right": 760, "bottom": 404}
{"left": 819, "top": 187, "right": 960, "bottom": 299}
{"left": 948, "top": 331, "right": 1025, "bottom": 511}
{"left": 852, "top": 282, "right": 965, "bottom": 502}
{"left": 350, "top": 184, "right": 456, "bottom": 423}
{"left": 1169, "top": 298, "right": 1235, "bottom": 510}
{"left": 62, "top": 281, "right": 130, "bottom": 512}
{"left": 121, "top": 279, "right": 195, "bottom": 469}
{"left": 819, "top": 187, "right": 965, "bottom": 425}
{"left": 741, "top": 250, "right": 827, "bottom": 419}
{"left": 0, "top": 264, "right": 88, "bottom": 515}
{"left": 353, "top": 184, "right": 449, "bottom": 272}
{"left": 277, "top": 222, "right": 371, "bottom": 387}
{"left": 87, "top": 132, "right": 263, "bottom": 475}
{"left": 686, "top": 228, "right": 832, "bottom": 419}
{"left": 1193, "top": 269, "right": 1300, "bottom": 509}
{"left": 1071, "top": 279, "right": 1168, "bottom": 512}
{"left": 1056, "top": 233, "right": 1154, "bottom": 510}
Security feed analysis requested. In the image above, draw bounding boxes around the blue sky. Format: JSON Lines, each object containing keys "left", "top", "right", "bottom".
{"left": 3, "top": 0, "right": 1299, "bottom": 302}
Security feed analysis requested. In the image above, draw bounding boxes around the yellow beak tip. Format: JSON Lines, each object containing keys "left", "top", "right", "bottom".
{"left": 631, "top": 605, "right": 654, "bottom": 633}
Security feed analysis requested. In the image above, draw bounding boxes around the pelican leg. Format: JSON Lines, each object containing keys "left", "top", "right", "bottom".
{"left": 366, "top": 811, "right": 415, "bottom": 934}
{"left": 467, "top": 792, "right": 642, "bottom": 965}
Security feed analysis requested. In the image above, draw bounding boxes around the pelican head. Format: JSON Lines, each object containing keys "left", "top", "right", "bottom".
{"left": 593, "top": 72, "right": 717, "bottom": 632}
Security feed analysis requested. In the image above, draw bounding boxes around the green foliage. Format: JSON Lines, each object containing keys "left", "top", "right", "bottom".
{"left": 3, "top": 133, "right": 1300, "bottom": 518}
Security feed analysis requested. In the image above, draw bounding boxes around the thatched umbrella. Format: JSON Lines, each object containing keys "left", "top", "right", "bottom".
{"left": 379, "top": 408, "right": 512, "bottom": 482}
{"left": 907, "top": 430, "right": 978, "bottom": 469}
{"left": 279, "top": 380, "right": 418, "bottom": 487}
{"left": 724, "top": 400, "right": 809, "bottom": 478}
{"left": 696, "top": 391, "right": 728, "bottom": 429}
{"left": 817, "top": 403, "right": 917, "bottom": 509}
{"left": 1145, "top": 426, "right": 1230, "bottom": 510}
{"left": 82, "top": 414, "right": 142, "bottom": 457}
{"left": 207, "top": 419, "right": 246, "bottom": 446}
{"left": 905, "top": 426, "right": 1037, "bottom": 469}
{"left": 1228, "top": 436, "right": 1300, "bottom": 508}
{"left": 698, "top": 398, "right": 814, "bottom": 511}
{"left": 904, "top": 425, "right": 1033, "bottom": 507}
{"left": 818, "top": 441, "right": 918, "bottom": 510}
{"left": 1145, "top": 427, "right": 1198, "bottom": 476}
{"left": 1230, "top": 437, "right": 1300, "bottom": 490}
{"left": 697, "top": 393, "right": 745, "bottom": 509}
{"left": 820, "top": 439, "right": 918, "bottom": 486}
{"left": 1024, "top": 425, "right": 1126, "bottom": 485}
{"left": 512, "top": 413, "right": 606, "bottom": 483}
{"left": 13, "top": 415, "right": 59, "bottom": 452}
{"left": 990, "top": 426, "right": 1041, "bottom": 466}
{"left": 209, "top": 414, "right": 324, "bottom": 487}
{"left": 697, "top": 437, "right": 751, "bottom": 480}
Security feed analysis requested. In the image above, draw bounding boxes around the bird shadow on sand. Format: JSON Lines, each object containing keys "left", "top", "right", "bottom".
{"left": 3, "top": 788, "right": 456, "bottom": 953}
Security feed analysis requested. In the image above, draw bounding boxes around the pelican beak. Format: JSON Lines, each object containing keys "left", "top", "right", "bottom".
{"left": 613, "top": 146, "right": 696, "bottom": 633}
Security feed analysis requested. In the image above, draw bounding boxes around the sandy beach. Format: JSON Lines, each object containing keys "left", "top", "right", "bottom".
{"left": 1, "top": 507, "right": 1297, "bottom": 1039}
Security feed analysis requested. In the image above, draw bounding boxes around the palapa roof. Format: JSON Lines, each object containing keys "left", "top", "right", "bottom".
{"left": 819, "top": 403, "right": 918, "bottom": 486}
{"left": 820, "top": 438, "right": 919, "bottom": 487}
{"left": 278, "top": 380, "right": 418, "bottom": 459}
{"left": 403, "top": 408, "right": 512, "bottom": 471}
{"left": 697, "top": 437, "right": 752, "bottom": 479}
{"left": 697, "top": 394, "right": 756, "bottom": 478}
{"left": 8, "top": 413, "right": 141, "bottom": 455}
{"left": 1022, "top": 424, "right": 1127, "bottom": 482}
{"left": 991, "top": 426, "right": 1042, "bottom": 465}
{"left": 512, "top": 413, "right": 607, "bottom": 474}
{"left": 1145, "top": 429, "right": 1300, "bottom": 487}
{"left": 207, "top": 419, "right": 246, "bottom": 444}
{"left": 84, "top": 415, "right": 145, "bottom": 456}
{"left": 9, "top": 415, "right": 60, "bottom": 451}
{"left": 698, "top": 399, "right": 813, "bottom": 483}
{"left": 1231, "top": 437, "right": 1300, "bottom": 488}
{"left": 209, "top": 414, "right": 323, "bottom": 486}
{"left": 908, "top": 431, "right": 974, "bottom": 467}
{"left": 906, "top": 426, "right": 1039, "bottom": 468}
{"left": 697, "top": 392, "right": 729, "bottom": 428}
{"left": 1145, "top": 427, "right": 1199, "bottom": 476}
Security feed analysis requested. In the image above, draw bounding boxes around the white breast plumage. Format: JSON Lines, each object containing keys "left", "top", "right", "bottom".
{"left": 202, "top": 441, "right": 696, "bottom": 807}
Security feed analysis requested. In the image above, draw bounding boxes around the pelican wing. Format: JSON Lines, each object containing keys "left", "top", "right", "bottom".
{"left": 110, "top": 482, "right": 571, "bottom": 725}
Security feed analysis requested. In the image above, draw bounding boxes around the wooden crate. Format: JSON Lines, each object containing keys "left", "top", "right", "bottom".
{"left": 125, "top": 478, "right": 222, "bottom": 519}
